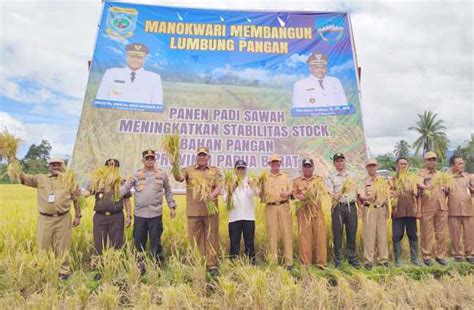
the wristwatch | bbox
[75,214,82,219]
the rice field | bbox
[0,184,473,309]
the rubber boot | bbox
[409,240,422,266]
[393,241,402,267]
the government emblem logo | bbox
[105,7,138,39]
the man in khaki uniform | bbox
[173,147,222,276]
[19,158,81,280]
[447,155,474,264]
[261,154,294,269]
[293,158,327,268]
[357,158,389,270]
[418,151,449,266]
[390,157,422,267]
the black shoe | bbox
[364,263,373,270]
[435,258,448,266]
[93,273,102,281]
[423,259,433,266]
[59,273,70,281]
[454,256,463,263]
[466,257,474,264]
[334,261,342,269]
[284,265,294,272]
[382,262,389,268]
[411,259,422,267]
[349,260,361,269]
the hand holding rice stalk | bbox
[340,177,356,206]
[191,173,218,215]
[366,177,392,222]
[295,178,331,222]
[89,165,122,201]
[59,168,87,209]
[424,172,454,197]
[223,170,242,211]
[393,171,419,213]
[162,133,181,176]
[0,129,23,183]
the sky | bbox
[0,0,472,158]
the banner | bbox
[71,2,368,188]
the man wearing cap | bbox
[223,160,257,263]
[173,147,223,276]
[418,151,449,266]
[357,158,389,270]
[291,52,348,109]
[86,159,132,258]
[325,153,360,268]
[19,158,82,280]
[446,155,474,264]
[390,157,422,267]
[121,150,176,273]
[96,43,163,105]
[293,158,328,268]
[260,154,294,269]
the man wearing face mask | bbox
[96,43,163,105]
[19,158,82,280]
[292,52,348,109]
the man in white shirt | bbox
[224,159,256,263]
[292,52,348,108]
[96,43,163,105]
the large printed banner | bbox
[72,1,368,188]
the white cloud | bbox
[285,53,308,68]
[0,112,27,139]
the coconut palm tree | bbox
[408,111,448,159]
[393,140,411,158]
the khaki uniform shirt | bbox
[262,172,292,204]
[447,172,473,216]
[418,169,448,212]
[176,165,222,217]
[21,173,78,214]
[293,175,325,215]
[389,175,418,218]
[121,168,176,218]
[357,175,388,207]
[326,170,357,203]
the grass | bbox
[0,184,473,308]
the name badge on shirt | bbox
[48,194,55,203]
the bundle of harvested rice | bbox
[89,166,122,201]
[190,173,218,215]
[162,133,181,176]
[0,129,23,183]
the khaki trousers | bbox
[448,216,474,258]
[362,206,389,264]
[265,203,293,266]
[187,215,219,268]
[37,214,71,274]
[420,208,448,260]
[297,208,327,267]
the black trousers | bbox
[133,215,164,261]
[332,202,358,263]
[228,220,255,261]
[392,217,418,242]
[93,211,124,255]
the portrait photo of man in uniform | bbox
[95,43,163,106]
[291,52,348,109]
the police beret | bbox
[126,43,149,54]
[302,158,314,167]
[307,52,328,66]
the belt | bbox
[267,200,289,206]
[95,209,123,216]
[39,210,70,217]
[337,201,356,206]
[363,203,385,209]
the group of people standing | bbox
[18,147,473,279]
